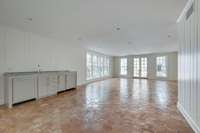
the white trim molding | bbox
[177,0,194,23]
[178,102,200,133]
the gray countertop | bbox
[4,70,73,76]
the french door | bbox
[133,57,148,78]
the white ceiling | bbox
[0,0,187,56]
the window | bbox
[86,52,110,80]
[156,56,167,77]
[120,58,127,75]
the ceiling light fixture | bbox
[116,27,120,31]
[26,18,33,21]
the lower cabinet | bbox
[58,72,77,92]
[58,74,66,92]
[12,75,37,104]
[38,73,58,98]
[38,74,48,98]
[66,71,77,90]
[4,71,77,108]
[47,75,58,95]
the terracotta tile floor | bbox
[0,78,193,133]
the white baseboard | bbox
[84,76,112,85]
[177,102,200,133]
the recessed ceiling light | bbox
[25,18,33,21]
[116,27,120,31]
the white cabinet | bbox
[58,74,66,92]
[4,73,37,108]
[13,75,36,104]
[38,74,48,98]
[66,71,77,90]
[47,74,58,95]
[38,73,58,98]
[4,71,77,108]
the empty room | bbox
[0,0,199,133]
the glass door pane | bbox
[133,58,140,77]
[93,55,98,78]
[141,57,147,78]
[86,53,92,80]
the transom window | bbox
[86,52,110,80]
[120,58,127,75]
[156,56,167,77]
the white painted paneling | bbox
[5,29,26,71]
[177,0,200,132]
[198,0,200,128]
[0,27,6,105]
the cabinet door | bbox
[13,75,36,104]
[38,74,48,98]
[66,72,77,89]
[58,75,66,92]
[38,74,58,98]
[47,75,58,95]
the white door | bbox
[133,57,148,78]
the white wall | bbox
[177,0,200,132]
[0,25,89,105]
[113,52,178,81]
